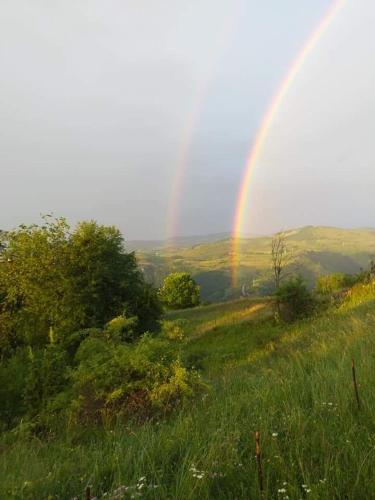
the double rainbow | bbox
[231,0,345,287]
[165,0,345,285]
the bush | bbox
[161,320,186,341]
[105,315,138,342]
[316,273,359,295]
[69,334,203,424]
[159,272,200,310]
[0,350,28,428]
[276,276,316,322]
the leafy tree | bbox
[0,217,74,350]
[0,216,161,355]
[69,221,161,332]
[159,272,200,310]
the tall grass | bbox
[2,287,375,498]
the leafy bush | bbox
[159,272,200,310]
[0,218,208,435]
[316,273,359,295]
[0,350,28,428]
[69,334,203,424]
[276,276,316,322]
[161,320,186,341]
[105,316,139,342]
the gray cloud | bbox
[2,0,372,239]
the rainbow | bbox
[166,3,244,246]
[231,0,345,287]
[166,96,206,246]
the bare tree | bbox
[271,233,290,291]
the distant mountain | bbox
[127,231,266,251]
[127,232,234,251]
[137,225,375,303]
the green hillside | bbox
[138,226,375,302]
[3,283,375,498]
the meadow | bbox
[2,283,375,499]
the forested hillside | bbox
[138,226,375,302]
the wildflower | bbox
[272,432,278,437]
[278,488,287,493]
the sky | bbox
[1,0,374,240]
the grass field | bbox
[2,285,375,498]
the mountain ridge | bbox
[137,225,375,302]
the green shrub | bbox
[316,273,358,295]
[161,320,186,341]
[69,334,203,424]
[23,346,68,418]
[0,349,28,428]
[105,315,139,342]
[276,276,316,322]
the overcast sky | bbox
[1,1,374,239]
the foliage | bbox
[0,350,29,428]
[69,334,203,424]
[316,272,359,294]
[105,316,139,343]
[159,272,200,310]
[161,319,186,341]
[0,325,202,430]
[0,217,162,356]
[4,283,375,498]
[276,275,316,321]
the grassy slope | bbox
[138,226,375,301]
[3,287,375,498]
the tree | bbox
[0,216,74,350]
[276,276,315,322]
[0,216,161,355]
[159,272,200,310]
[271,233,291,291]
